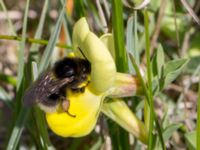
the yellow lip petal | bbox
[46,85,103,137]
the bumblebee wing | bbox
[23,72,74,107]
[23,84,40,106]
[23,72,51,106]
[46,77,74,93]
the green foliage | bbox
[155,123,183,149]
[152,44,165,79]
[110,0,129,149]
[152,44,189,93]
[161,58,188,89]
[185,131,196,150]
[0,0,199,149]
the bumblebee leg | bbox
[61,98,76,118]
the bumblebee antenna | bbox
[78,47,88,60]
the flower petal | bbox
[82,32,116,93]
[73,18,116,93]
[72,18,90,49]
[100,34,115,60]
[46,85,103,137]
[102,99,148,144]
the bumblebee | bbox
[23,57,91,117]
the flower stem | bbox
[144,9,154,150]
[0,34,73,50]
[144,9,166,150]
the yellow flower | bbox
[46,18,147,144]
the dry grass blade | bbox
[180,0,200,26]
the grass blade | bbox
[112,0,128,72]
[39,0,66,73]
[16,0,29,91]
[29,0,49,61]
[111,0,129,149]
[6,108,29,150]
[32,62,52,149]
[6,1,30,149]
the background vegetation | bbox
[0,0,200,149]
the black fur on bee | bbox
[23,57,91,115]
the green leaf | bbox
[126,13,140,73]
[185,131,196,150]
[112,0,128,72]
[32,62,52,149]
[155,123,182,150]
[156,44,165,78]
[163,123,182,141]
[184,56,200,74]
[126,16,135,73]
[6,0,30,149]
[74,0,85,18]
[6,108,30,150]
[111,0,129,149]
[152,44,165,78]
[161,58,189,89]
[152,44,165,93]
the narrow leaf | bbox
[39,0,66,73]
[29,0,49,61]
[7,0,30,149]
[112,0,128,72]
[156,44,165,79]
[163,123,182,142]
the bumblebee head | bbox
[53,57,91,80]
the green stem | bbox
[144,9,154,150]
[144,9,166,150]
[0,35,73,50]
[197,75,200,150]
[128,53,149,103]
